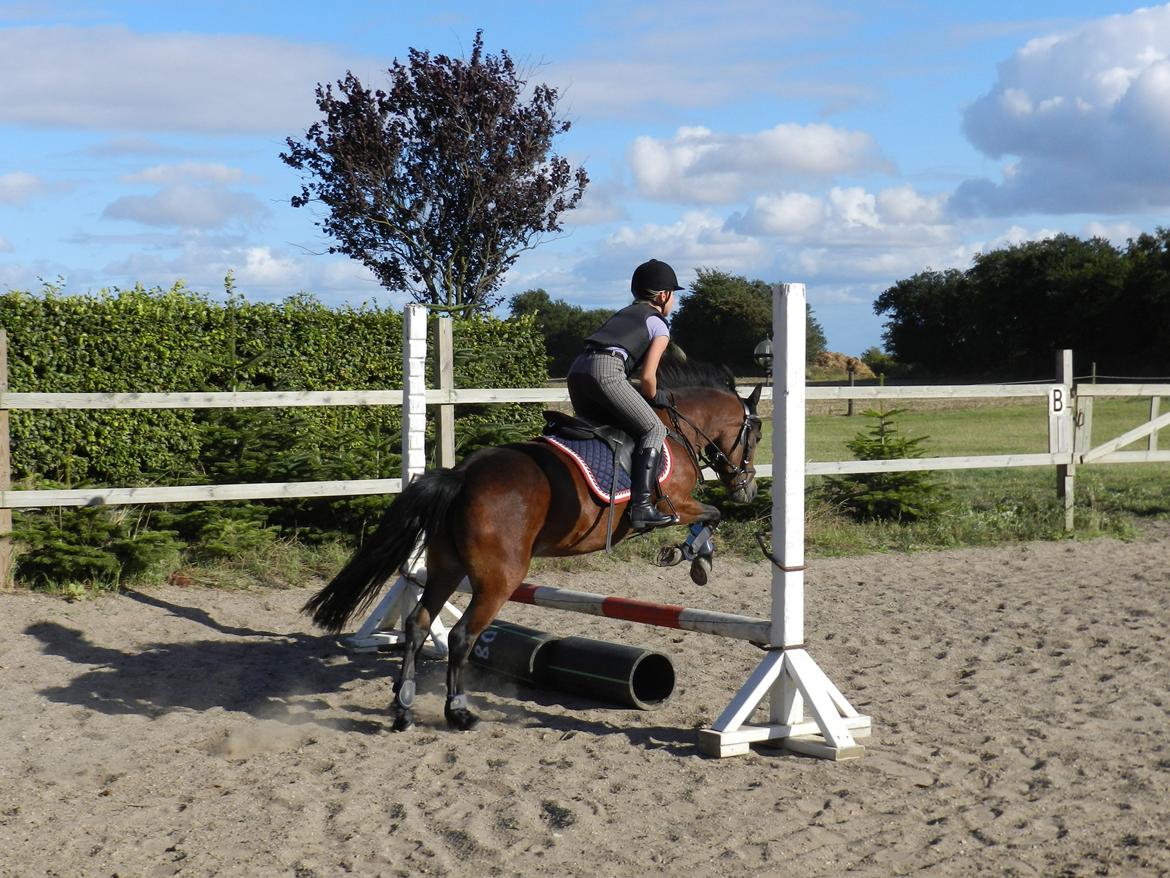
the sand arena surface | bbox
[2,523,1169,877]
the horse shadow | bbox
[25,589,392,733]
[26,590,720,754]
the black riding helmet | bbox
[631,259,684,299]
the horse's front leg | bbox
[660,497,721,585]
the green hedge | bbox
[3,282,547,585]
[2,282,547,487]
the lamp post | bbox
[846,357,857,417]
[753,337,773,383]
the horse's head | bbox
[708,383,762,503]
[657,362,764,504]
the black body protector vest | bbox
[585,302,667,376]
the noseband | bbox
[664,399,760,494]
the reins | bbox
[662,396,759,493]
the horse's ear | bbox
[746,383,762,410]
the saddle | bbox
[540,410,673,551]
[542,410,637,478]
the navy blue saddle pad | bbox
[540,414,672,504]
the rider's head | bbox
[631,259,683,301]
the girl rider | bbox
[568,258,682,532]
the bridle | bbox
[664,397,761,494]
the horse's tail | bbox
[303,467,467,633]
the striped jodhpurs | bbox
[567,352,667,451]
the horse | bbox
[303,360,764,731]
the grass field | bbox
[754,396,1163,463]
[716,396,1170,558]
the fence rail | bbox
[0,336,1165,522]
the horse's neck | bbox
[672,390,735,434]
[667,390,735,460]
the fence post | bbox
[0,329,10,590]
[700,283,869,759]
[402,305,429,481]
[1149,397,1160,452]
[432,315,456,468]
[1053,349,1075,531]
[399,303,429,623]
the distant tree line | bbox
[510,268,827,377]
[875,231,1170,379]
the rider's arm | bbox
[638,335,670,400]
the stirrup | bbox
[629,501,678,533]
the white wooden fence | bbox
[0,312,1166,585]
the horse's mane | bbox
[655,358,737,393]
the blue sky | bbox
[2,1,1169,355]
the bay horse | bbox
[304,361,763,731]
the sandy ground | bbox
[2,523,1169,878]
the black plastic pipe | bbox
[469,621,675,710]
[469,620,557,686]
[543,635,675,710]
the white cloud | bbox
[0,235,11,253]
[728,192,826,236]
[546,1,878,121]
[727,184,951,249]
[96,239,393,305]
[629,123,888,203]
[555,55,876,123]
[562,179,628,226]
[237,246,299,286]
[570,211,770,303]
[82,137,197,157]
[610,211,769,265]
[955,4,1170,214]
[1082,219,1142,243]
[102,184,268,229]
[122,163,244,185]
[876,185,947,224]
[0,171,44,204]
[0,25,365,133]
[829,187,880,229]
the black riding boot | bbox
[629,446,677,532]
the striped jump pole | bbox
[351,571,771,649]
[509,583,771,643]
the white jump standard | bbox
[696,284,870,759]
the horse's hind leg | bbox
[391,555,464,732]
[443,579,515,731]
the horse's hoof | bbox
[445,707,480,731]
[391,709,414,732]
[656,546,684,567]
[444,694,479,730]
[690,556,711,586]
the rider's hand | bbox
[651,389,673,408]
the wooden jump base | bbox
[349,286,873,760]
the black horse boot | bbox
[629,446,678,532]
